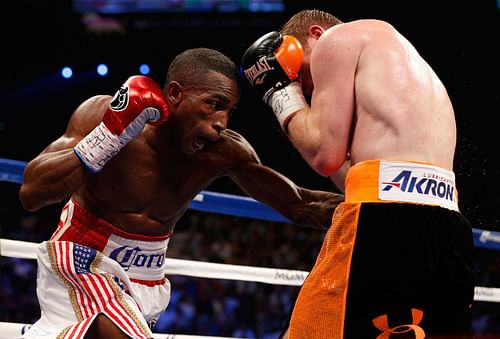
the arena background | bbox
[1,0,499,337]
[1,0,499,230]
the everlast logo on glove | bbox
[109,85,129,111]
[242,56,285,103]
[243,56,274,85]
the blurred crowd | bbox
[1,182,500,338]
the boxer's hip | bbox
[51,198,172,281]
[344,159,459,211]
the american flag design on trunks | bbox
[48,241,152,339]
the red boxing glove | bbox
[103,75,169,139]
[74,76,170,173]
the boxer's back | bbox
[342,20,457,169]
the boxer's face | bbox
[172,71,240,154]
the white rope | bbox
[473,286,500,303]
[2,238,500,302]
[1,238,38,260]
[0,322,240,339]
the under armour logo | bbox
[372,308,425,339]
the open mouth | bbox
[189,136,207,153]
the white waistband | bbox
[377,160,458,211]
[102,234,169,281]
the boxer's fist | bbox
[241,31,303,104]
[74,76,169,173]
[103,75,169,142]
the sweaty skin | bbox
[286,20,456,190]
[19,70,342,236]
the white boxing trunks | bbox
[22,199,172,339]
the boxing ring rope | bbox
[1,157,500,338]
[0,322,237,339]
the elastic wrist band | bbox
[73,122,126,173]
[268,82,308,131]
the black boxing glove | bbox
[241,31,303,104]
[241,31,308,131]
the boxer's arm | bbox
[329,157,351,193]
[286,28,357,176]
[225,131,343,229]
[74,75,169,173]
[19,96,109,211]
[231,161,343,229]
[242,31,355,177]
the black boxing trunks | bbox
[289,160,475,339]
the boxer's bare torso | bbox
[20,72,342,236]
